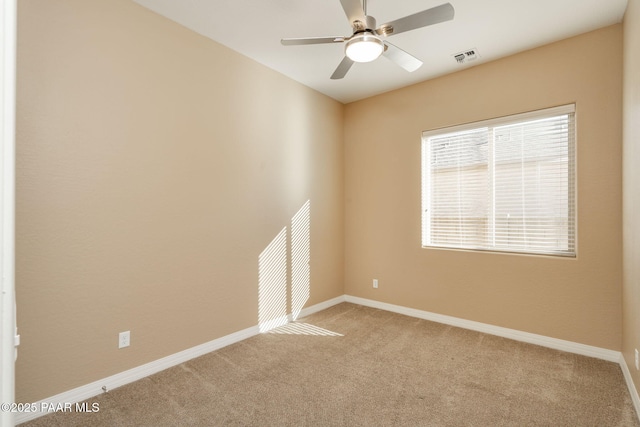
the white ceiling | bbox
[132,0,628,104]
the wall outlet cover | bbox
[119,331,130,349]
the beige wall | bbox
[16,0,344,402]
[344,25,623,350]
[623,0,640,396]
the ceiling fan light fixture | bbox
[345,33,384,63]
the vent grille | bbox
[453,48,479,64]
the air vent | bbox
[453,48,479,64]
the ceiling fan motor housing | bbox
[352,15,377,32]
[345,15,384,63]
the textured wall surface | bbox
[623,0,640,395]
[344,25,623,350]
[16,0,344,402]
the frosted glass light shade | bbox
[345,34,384,63]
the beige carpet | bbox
[22,303,640,426]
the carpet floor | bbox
[21,303,640,426]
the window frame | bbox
[421,104,577,258]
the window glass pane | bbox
[493,115,571,252]
[421,106,575,257]
[427,128,489,248]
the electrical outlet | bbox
[635,349,639,370]
[373,279,378,289]
[119,331,130,349]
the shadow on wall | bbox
[258,200,310,332]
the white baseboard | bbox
[297,295,346,319]
[17,294,637,424]
[345,296,640,422]
[344,295,621,362]
[16,296,345,424]
[15,325,258,424]
[619,353,640,421]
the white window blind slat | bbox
[422,105,576,257]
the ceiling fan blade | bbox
[281,36,345,46]
[339,0,366,26]
[330,56,355,80]
[383,42,423,72]
[377,3,454,37]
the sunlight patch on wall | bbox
[257,201,311,332]
[291,200,310,320]
[266,322,343,336]
[258,227,288,332]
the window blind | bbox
[422,105,576,257]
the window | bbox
[421,105,576,257]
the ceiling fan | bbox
[281,0,455,80]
